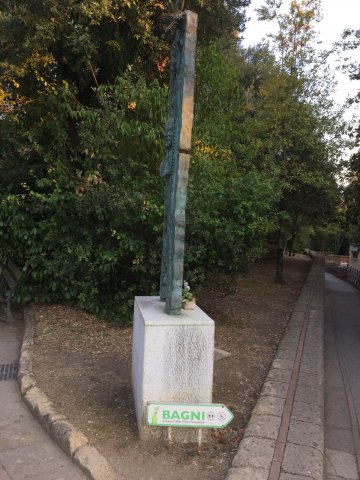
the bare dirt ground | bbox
[31,254,311,480]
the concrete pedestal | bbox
[132,296,214,441]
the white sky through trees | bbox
[242,0,360,115]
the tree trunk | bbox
[288,237,294,256]
[275,227,285,283]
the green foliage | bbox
[308,224,350,255]
[253,0,345,276]
[187,145,279,282]
[187,40,281,280]
[0,0,169,105]
[0,0,345,320]
[0,75,167,322]
[339,29,360,240]
[257,0,321,75]
[0,186,163,322]
[0,66,278,322]
[186,0,250,41]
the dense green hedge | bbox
[0,72,278,322]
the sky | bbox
[241,0,360,113]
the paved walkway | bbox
[325,273,360,480]
[227,255,325,480]
[0,312,87,480]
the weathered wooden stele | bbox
[159,8,198,315]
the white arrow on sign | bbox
[147,403,234,428]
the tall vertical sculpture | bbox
[159,7,198,315]
[132,6,214,443]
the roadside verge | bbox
[226,254,325,480]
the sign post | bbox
[147,403,234,429]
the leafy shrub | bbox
[0,57,279,323]
[186,142,279,284]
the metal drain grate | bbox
[0,363,18,380]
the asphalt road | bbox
[325,272,360,480]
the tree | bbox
[186,0,251,42]
[336,28,360,246]
[254,0,342,281]
[257,0,321,75]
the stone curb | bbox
[18,305,120,480]
[226,255,325,480]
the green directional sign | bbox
[147,403,234,428]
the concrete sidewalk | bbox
[0,313,87,480]
[226,254,325,480]
[325,273,360,480]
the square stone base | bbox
[132,296,215,442]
